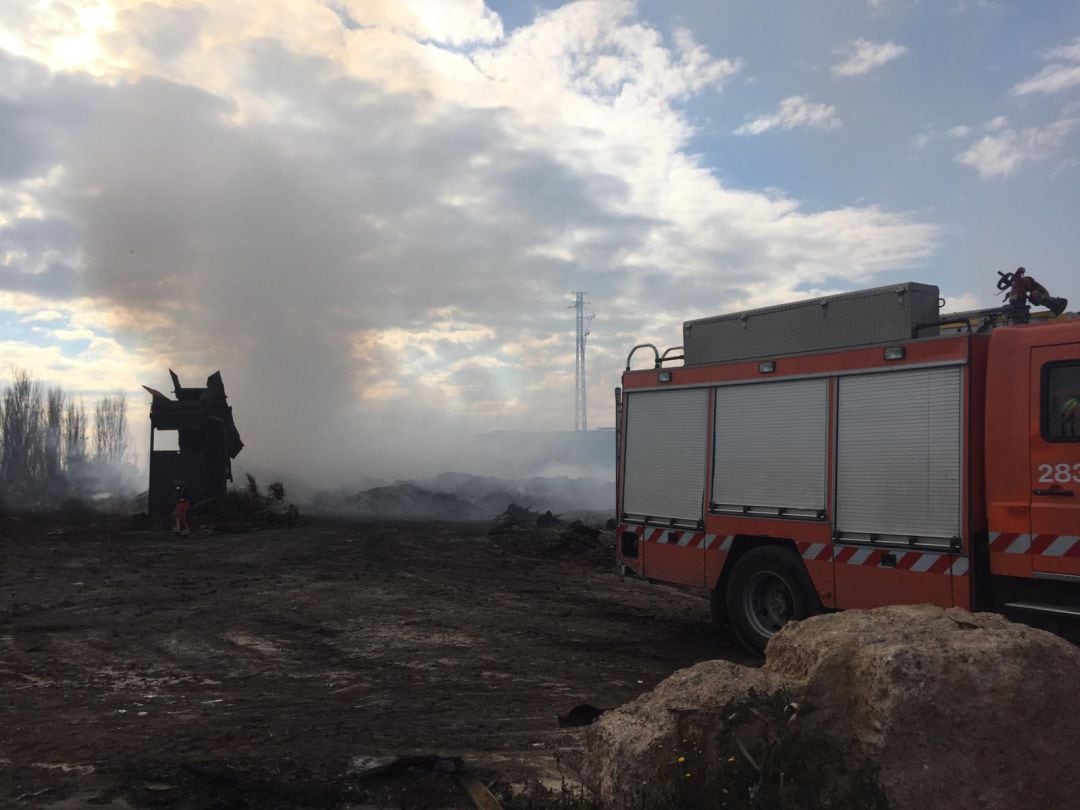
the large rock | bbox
[582,660,778,807]
[585,605,1080,809]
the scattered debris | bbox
[488,505,613,563]
[350,754,464,779]
[536,510,562,528]
[543,521,613,561]
[312,472,615,523]
[457,774,503,810]
[343,482,483,521]
[214,474,300,531]
[124,761,341,809]
[348,755,398,777]
[345,755,501,808]
[490,503,544,533]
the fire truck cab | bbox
[615,282,1080,654]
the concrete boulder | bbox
[585,605,1080,809]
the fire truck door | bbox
[621,388,709,587]
[831,368,961,609]
[1030,345,1080,575]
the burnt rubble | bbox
[312,472,614,524]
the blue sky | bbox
[0,0,1078,479]
[489,0,1080,300]
[677,0,1080,298]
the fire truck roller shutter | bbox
[712,378,828,515]
[836,367,962,545]
[622,388,709,522]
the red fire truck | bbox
[614,274,1079,654]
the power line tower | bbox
[570,292,595,431]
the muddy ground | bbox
[0,514,746,808]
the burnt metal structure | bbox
[143,370,243,517]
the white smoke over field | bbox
[0,1,938,489]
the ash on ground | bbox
[310,471,613,525]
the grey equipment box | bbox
[682,282,940,366]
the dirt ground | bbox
[0,513,746,808]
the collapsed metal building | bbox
[143,370,243,517]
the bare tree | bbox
[1,369,46,483]
[64,399,88,471]
[45,386,65,480]
[94,394,128,465]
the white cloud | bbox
[951,0,1003,12]
[912,123,974,151]
[1048,37,1080,63]
[0,0,938,481]
[335,0,503,45]
[832,38,908,77]
[957,109,1080,178]
[735,95,841,135]
[19,309,66,323]
[1013,36,1080,96]
[0,291,160,394]
[1013,65,1080,96]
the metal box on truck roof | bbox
[682,282,941,366]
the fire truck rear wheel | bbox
[726,546,818,656]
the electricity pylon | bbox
[570,292,595,431]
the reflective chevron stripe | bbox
[989,532,1080,557]
[620,524,732,551]
[621,525,969,575]
[797,542,968,576]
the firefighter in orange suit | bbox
[172,482,191,537]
